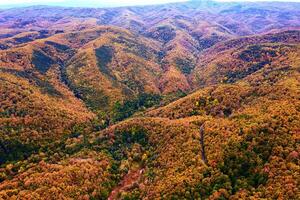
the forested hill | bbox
[0,1,299,199]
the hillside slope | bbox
[0,1,299,200]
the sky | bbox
[0,0,299,6]
[0,0,185,6]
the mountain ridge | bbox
[0,1,299,199]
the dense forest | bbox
[0,1,299,199]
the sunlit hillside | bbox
[0,1,299,199]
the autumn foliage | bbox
[0,1,300,200]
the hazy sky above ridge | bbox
[0,0,299,6]
[0,0,185,6]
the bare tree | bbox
[200,123,208,165]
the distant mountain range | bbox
[1,0,300,9]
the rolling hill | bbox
[0,1,299,199]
